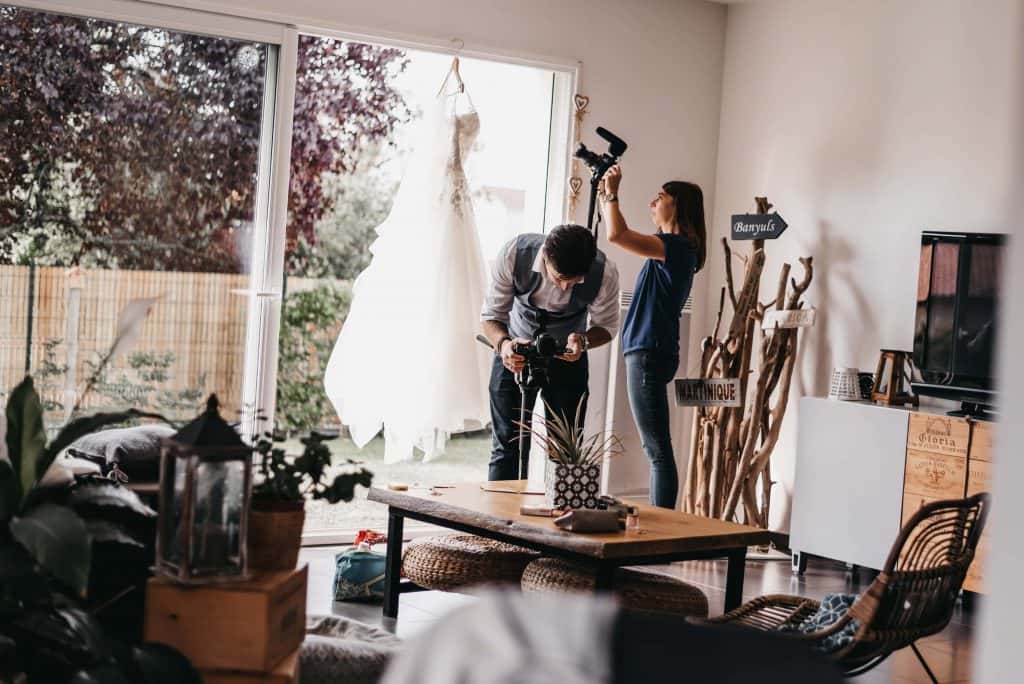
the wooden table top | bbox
[367,481,772,560]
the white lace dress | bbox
[323,90,491,463]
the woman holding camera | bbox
[599,166,706,509]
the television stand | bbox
[948,401,996,421]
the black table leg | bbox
[724,547,747,613]
[594,563,616,592]
[383,509,404,619]
[792,551,808,576]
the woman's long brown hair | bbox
[662,181,706,272]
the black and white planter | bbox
[545,459,602,509]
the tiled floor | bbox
[299,547,977,683]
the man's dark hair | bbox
[543,224,597,278]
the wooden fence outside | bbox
[0,264,342,425]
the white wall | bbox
[702,0,1024,530]
[154,0,729,494]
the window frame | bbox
[7,0,580,456]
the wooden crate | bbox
[967,459,992,497]
[906,413,970,459]
[202,651,300,684]
[903,449,968,500]
[963,536,989,594]
[901,493,943,530]
[965,420,996,593]
[145,567,307,672]
[969,419,995,463]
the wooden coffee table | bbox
[367,481,772,619]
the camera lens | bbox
[574,143,602,169]
[534,333,559,357]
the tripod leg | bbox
[519,386,529,480]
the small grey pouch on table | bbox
[553,509,624,533]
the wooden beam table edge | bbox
[368,485,772,560]
[371,482,772,618]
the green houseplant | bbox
[248,431,373,570]
[1,377,199,683]
[0,297,204,682]
[515,395,622,510]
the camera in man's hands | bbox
[513,332,566,390]
[574,126,628,180]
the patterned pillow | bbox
[67,424,174,481]
[779,593,860,653]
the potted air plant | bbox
[248,431,372,571]
[516,395,622,510]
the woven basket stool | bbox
[401,534,542,592]
[521,558,709,618]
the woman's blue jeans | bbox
[624,350,680,509]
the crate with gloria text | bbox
[144,566,307,672]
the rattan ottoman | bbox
[401,534,542,591]
[521,557,709,617]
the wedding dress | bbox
[324,71,491,463]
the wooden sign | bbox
[762,308,816,329]
[731,213,788,241]
[674,379,742,407]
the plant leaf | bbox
[315,468,373,504]
[0,536,52,612]
[132,642,202,684]
[84,519,145,549]
[6,376,46,509]
[69,666,133,684]
[0,459,20,522]
[108,297,163,361]
[10,503,92,597]
[14,607,111,673]
[68,482,156,520]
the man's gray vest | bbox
[508,233,606,344]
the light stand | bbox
[585,171,603,239]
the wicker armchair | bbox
[707,493,989,682]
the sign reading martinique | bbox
[731,213,788,241]
[674,379,742,408]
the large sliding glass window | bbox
[278,36,573,540]
[0,4,281,430]
[0,2,577,543]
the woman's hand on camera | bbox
[501,338,531,373]
[556,333,585,363]
[602,165,622,195]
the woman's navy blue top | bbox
[621,232,697,356]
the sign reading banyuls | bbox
[674,379,742,408]
[731,213,788,241]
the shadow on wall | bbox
[794,223,877,402]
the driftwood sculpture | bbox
[683,197,813,528]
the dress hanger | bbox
[436,39,466,97]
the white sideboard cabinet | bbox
[791,397,992,592]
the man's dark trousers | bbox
[487,352,589,481]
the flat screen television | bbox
[911,231,1006,417]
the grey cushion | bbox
[67,424,175,482]
[302,615,400,684]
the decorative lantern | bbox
[870,349,919,407]
[156,395,252,583]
